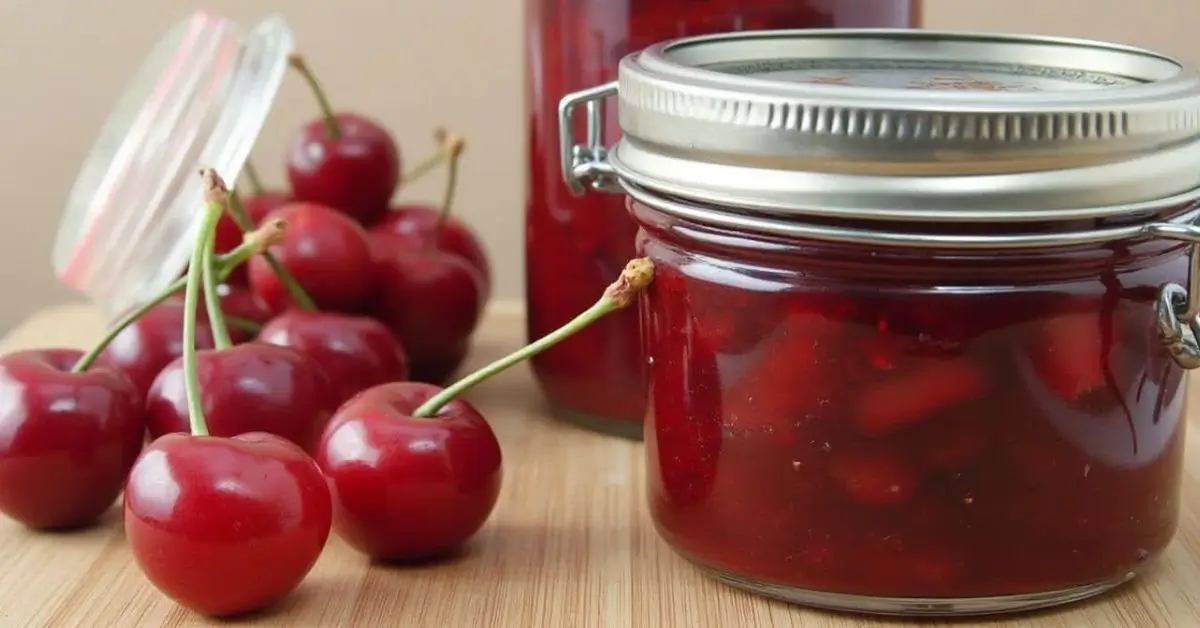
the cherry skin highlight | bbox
[0,349,144,529]
[258,310,410,406]
[144,344,338,454]
[315,381,502,561]
[248,202,376,314]
[124,432,332,617]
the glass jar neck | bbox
[630,199,1191,285]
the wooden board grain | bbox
[0,302,1197,627]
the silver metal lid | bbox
[560,29,1200,221]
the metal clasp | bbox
[558,81,620,196]
[1144,222,1200,369]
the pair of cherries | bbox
[215,54,491,384]
[0,168,656,617]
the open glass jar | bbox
[53,11,293,320]
[524,0,921,439]
[560,29,1200,616]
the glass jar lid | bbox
[561,29,1200,221]
[53,11,294,318]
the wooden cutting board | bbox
[0,301,1196,627]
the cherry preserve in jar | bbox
[525,0,921,438]
[560,30,1200,615]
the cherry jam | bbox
[524,0,920,436]
[636,200,1188,608]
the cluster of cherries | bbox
[0,55,656,619]
[216,53,491,386]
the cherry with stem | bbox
[99,222,286,396]
[147,173,339,451]
[286,53,400,226]
[229,191,316,311]
[316,258,654,561]
[0,187,282,530]
[126,170,332,618]
[371,128,491,295]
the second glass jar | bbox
[558,28,1200,615]
[524,0,921,437]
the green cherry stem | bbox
[69,226,281,373]
[229,191,317,311]
[201,226,232,351]
[288,53,340,140]
[412,258,656,418]
[225,315,263,335]
[182,170,231,437]
[242,161,265,196]
[433,131,465,231]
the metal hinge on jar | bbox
[1145,223,1200,369]
[558,81,620,196]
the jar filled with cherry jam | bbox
[525,0,921,438]
[560,30,1200,615]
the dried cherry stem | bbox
[432,131,466,231]
[229,191,317,311]
[412,258,655,418]
[69,224,283,373]
[397,128,464,190]
[288,53,340,140]
[242,161,265,196]
[182,170,232,437]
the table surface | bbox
[2,302,1199,627]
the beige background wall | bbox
[0,0,1194,332]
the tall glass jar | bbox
[560,30,1200,615]
[524,1,921,438]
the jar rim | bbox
[621,179,1200,250]
[560,29,1200,220]
[52,11,293,317]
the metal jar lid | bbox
[559,29,1200,222]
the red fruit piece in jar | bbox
[722,306,846,436]
[916,413,990,472]
[853,357,989,437]
[829,449,921,507]
[644,273,723,507]
[681,270,787,354]
[1026,309,1108,402]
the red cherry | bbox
[258,310,410,405]
[124,432,332,617]
[248,202,375,313]
[211,214,249,286]
[241,190,293,226]
[370,238,485,384]
[371,206,491,296]
[214,283,273,322]
[145,344,338,453]
[315,381,502,561]
[0,349,144,529]
[101,298,217,399]
[285,54,398,225]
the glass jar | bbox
[524,1,922,438]
[53,11,293,320]
[559,30,1200,615]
